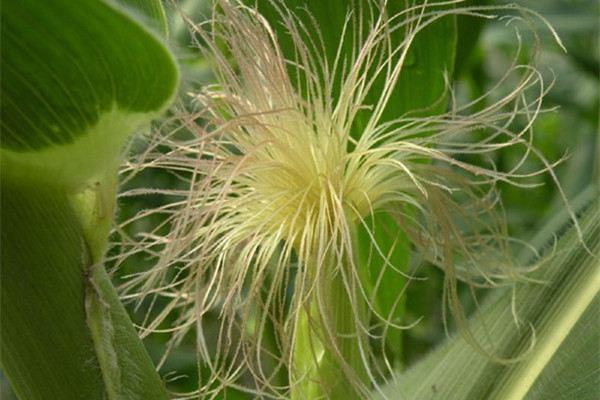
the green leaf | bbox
[356,211,410,365]
[525,295,599,399]
[251,0,456,125]
[0,181,169,400]
[86,260,170,399]
[1,0,178,398]
[1,183,105,400]
[369,1,457,121]
[375,188,600,399]
[0,0,178,188]
[113,0,169,35]
[453,0,491,77]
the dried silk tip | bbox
[115,1,573,398]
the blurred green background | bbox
[2,0,597,397]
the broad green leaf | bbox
[1,181,169,400]
[525,295,598,399]
[454,0,491,77]
[366,1,456,122]
[1,184,105,400]
[114,0,169,35]
[375,188,600,399]
[251,0,456,125]
[1,0,178,398]
[0,0,178,188]
[357,2,455,364]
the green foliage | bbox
[376,189,599,399]
[114,0,169,34]
[0,0,177,187]
[249,0,456,129]
[86,261,170,399]
[526,295,599,399]
[1,184,106,400]
[356,212,411,365]
[2,0,593,397]
[0,0,178,398]
[1,183,170,400]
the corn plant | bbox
[1,0,598,399]
[1,0,177,398]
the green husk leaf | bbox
[525,294,599,399]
